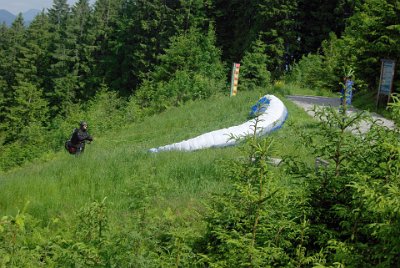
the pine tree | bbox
[68,0,97,100]
[0,78,7,132]
[92,0,121,39]
[48,0,70,27]
[0,14,26,137]
[5,82,49,142]
[296,0,357,56]
[240,39,271,91]
[0,23,11,126]
[99,0,174,95]
[174,0,215,32]
[256,0,299,77]
[213,0,260,62]
[342,0,400,90]
[213,0,298,77]
[25,12,53,91]
[135,25,225,112]
[1,13,50,142]
[47,0,79,116]
[198,131,311,266]
[3,14,25,88]
[0,22,9,49]
[91,0,122,87]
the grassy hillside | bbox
[2,85,398,267]
[0,87,329,266]
[0,88,317,221]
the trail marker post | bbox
[230,63,240,96]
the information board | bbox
[376,59,396,108]
[378,59,395,96]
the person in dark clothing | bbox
[69,121,93,155]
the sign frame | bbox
[376,59,396,108]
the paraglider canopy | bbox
[149,95,288,153]
[249,96,270,118]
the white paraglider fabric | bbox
[149,95,288,153]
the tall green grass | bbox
[0,87,319,228]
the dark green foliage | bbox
[135,26,225,113]
[286,34,357,93]
[85,86,128,134]
[0,199,135,266]
[99,0,165,94]
[214,0,299,77]
[154,25,223,82]
[0,14,25,101]
[257,0,299,77]
[3,15,50,142]
[196,120,318,267]
[240,39,271,91]
[344,123,400,267]
[6,82,49,141]
[47,0,77,115]
[90,0,122,88]
[98,0,214,95]
[68,0,97,100]
[213,0,260,62]
[0,13,52,167]
[0,206,44,267]
[342,0,400,90]
[45,0,97,114]
[292,0,400,95]
[287,100,400,266]
[388,93,400,124]
[213,0,296,64]
[48,0,70,27]
[286,53,327,90]
[296,0,357,56]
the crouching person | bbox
[67,121,93,155]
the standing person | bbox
[69,121,93,155]
[341,76,354,106]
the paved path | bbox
[286,95,396,133]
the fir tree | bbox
[342,0,400,90]
[240,39,271,91]
[1,13,50,142]
[101,0,178,95]
[68,0,97,100]
[47,0,78,116]
[0,14,26,137]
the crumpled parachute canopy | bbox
[249,96,270,118]
[149,95,288,153]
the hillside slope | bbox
[0,9,15,25]
[0,9,40,26]
[2,89,396,266]
[0,89,315,222]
